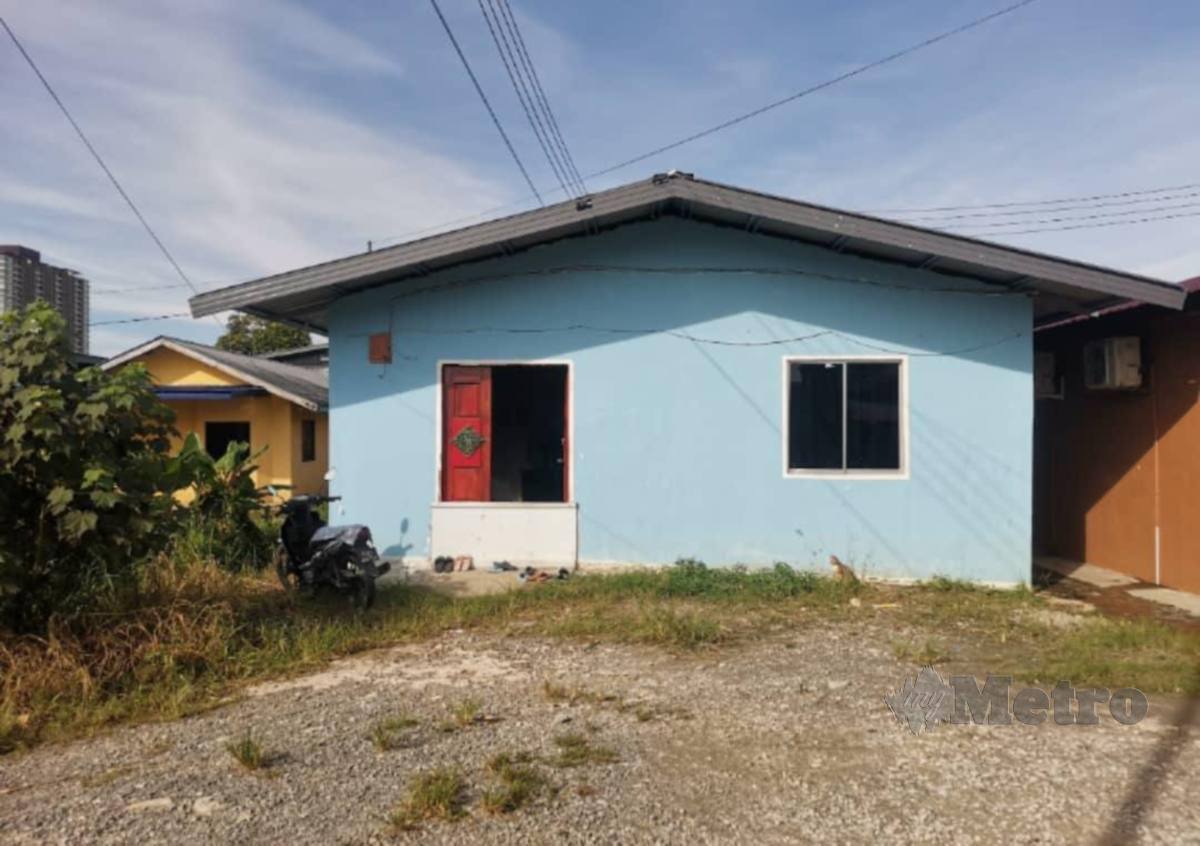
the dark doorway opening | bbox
[205,421,250,459]
[490,365,567,502]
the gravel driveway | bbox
[2,622,1198,845]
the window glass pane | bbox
[301,419,316,462]
[788,363,843,469]
[205,421,250,460]
[846,363,900,470]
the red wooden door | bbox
[442,365,492,501]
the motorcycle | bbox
[272,493,388,609]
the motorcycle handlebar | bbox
[278,494,341,510]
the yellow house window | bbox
[301,419,316,463]
[206,421,250,459]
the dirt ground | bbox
[2,617,1199,845]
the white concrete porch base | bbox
[431,503,578,567]
[1127,588,1200,617]
[1035,556,1139,589]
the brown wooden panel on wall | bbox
[1034,306,1200,592]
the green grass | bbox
[387,768,467,831]
[551,732,619,768]
[226,730,265,771]
[433,698,484,734]
[369,713,420,751]
[451,698,482,726]
[4,559,1199,754]
[542,681,620,706]
[482,751,546,815]
[892,637,950,665]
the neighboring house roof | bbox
[102,336,328,411]
[189,171,1186,331]
[70,352,107,369]
[259,343,329,367]
[1036,276,1200,332]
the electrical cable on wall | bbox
[383,263,1034,311]
[385,323,1029,357]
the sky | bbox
[2,0,1199,356]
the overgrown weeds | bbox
[4,559,1199,756]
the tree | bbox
[0,303,188,632]
[215,314,310,355]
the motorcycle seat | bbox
[310,524,367,545]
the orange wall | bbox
[1034,304,1200,592]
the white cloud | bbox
[4,0,1197,362]
[0,0,510,354]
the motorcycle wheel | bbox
[351,575,376,610]
[274,546,296,593]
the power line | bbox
[894,190,1200,223]
[91,282,193,295]
[947,209,1200,238]
[869,180,1200,215]
[90,312,191,327]
[494,0,586,195]
[0,14,219,325]
[374,0,1040,246]
[428,0,544,205]
[485,0,579,196]
[477,0,573,198]
[944,199,1200,231]
[587,0,1042,180]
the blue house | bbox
[191,173,1184,585]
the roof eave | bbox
[104,338,323,412]
[188,175,1187,324]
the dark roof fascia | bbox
[189,175,1186,324]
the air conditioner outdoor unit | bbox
[1083,336,1142,390]
[1034,351,1061,398]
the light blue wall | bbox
[328,218,1032,583]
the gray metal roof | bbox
[259,343,328,360]
[103,336,328,411]
[189,172,1187,331]
[259,343,329,369]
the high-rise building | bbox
[0,245,90,353]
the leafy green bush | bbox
[171,435,275,572]
[0,304,188,632]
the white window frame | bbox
[780,355,909,480]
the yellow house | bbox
[103,337,329,496]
